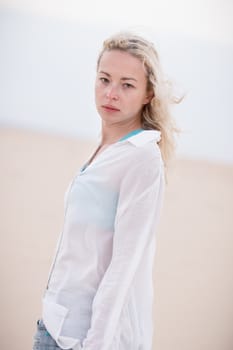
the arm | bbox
[82,153,165,350]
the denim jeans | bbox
[32,319,72,350]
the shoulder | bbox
[117,144,164,187]
[126,142,163,168]
[121,129,163,166]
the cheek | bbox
[94,85,100,104]
[95,82,104,98]
[95,84,101,101]
[130,91,146,106]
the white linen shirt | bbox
[42,129,165,350]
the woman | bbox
[32,31,180,350]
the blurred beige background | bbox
[1,128,232,350]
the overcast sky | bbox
[1,0,233,45]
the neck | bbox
[100,121,142,146]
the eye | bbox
[122,83,134,89]
[99,77,109,84]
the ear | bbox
[143,90,154,105]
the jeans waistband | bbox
[37,319,47,331]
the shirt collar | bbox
[97,129,161,147]
[124,129,161,146]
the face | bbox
[95,50,152,127]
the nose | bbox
[105,85,119,101]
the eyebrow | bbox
[99,70,138,82]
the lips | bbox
[102,104,120,112]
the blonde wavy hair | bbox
[97,31,182,180]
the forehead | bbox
[98,50,147,79]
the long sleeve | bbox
[82,151,165,350]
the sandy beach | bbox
[1,127,233,350]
